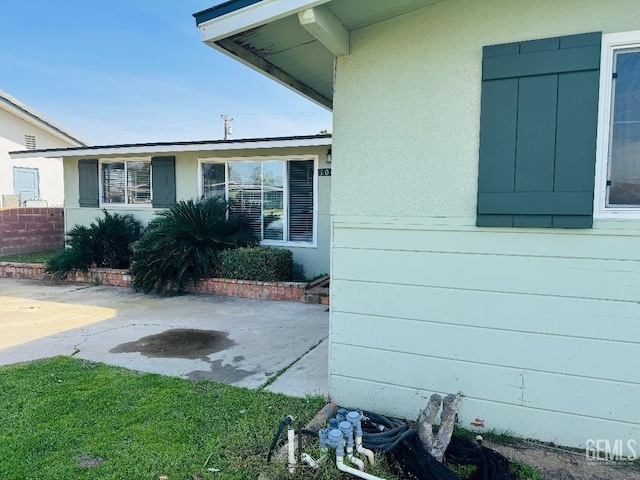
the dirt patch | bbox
[486,440,640,480]
[110,329,234,361]
[75,453,104,468]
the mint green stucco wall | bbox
[330,0,640,451]
[63,145,330,279]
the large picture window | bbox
[596,31,640,217]
[201,158,315,244]
[100,160,151,205]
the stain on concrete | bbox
[233,355,245,362]
[110,329,234,360]
[186,359,257,383]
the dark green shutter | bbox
[151,156,176,208]
[477,32,601,228]
[78,159,99,207]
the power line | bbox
[84,111,329,137]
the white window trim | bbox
[198,155,318,248]
[99,157,153,208]
[594,30,640,219]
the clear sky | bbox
[0,0,332,145]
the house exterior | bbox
[194,0,640,452]
[0,89,87,206]
[11,135,332,279]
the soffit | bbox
[205,0,443,109]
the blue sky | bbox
[0,0,332,145]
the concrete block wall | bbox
[0,208,64,256]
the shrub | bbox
[46,210,142,281]
[130,197,258,294]
[217,246,293,282]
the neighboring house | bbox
[0,89,87,206]
[11,135,332,278]
[193,1,640,450]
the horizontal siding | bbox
[331,313,640,384]
[330,220,640,447]
[331,342,639,424]
[330,375,640,453]
[333,248,640,302]
[332,281,639,343]
[334,222,640,260]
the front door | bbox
[13,167,40,203]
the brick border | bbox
[0,262,325,303]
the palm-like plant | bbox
[130,196,258,294]
[46,210,142,281]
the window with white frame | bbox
[201,158,315,244]
[596,31,640,215]
[100,160,151,205]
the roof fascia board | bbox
[298,6,349,56]
[214,38,332,110]
[197,0,331,43]
[0,93,88,147]
[9,137,332,159]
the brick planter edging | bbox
[0,262,316,303]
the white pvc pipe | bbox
[287,427,296,473]
[356,436,375,465]
[301,453,319,469]
[336,456,386,480]
[349,455,365,471]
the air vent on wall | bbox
[24,134,36,150]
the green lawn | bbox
[0,250,57,264]
[0,357,327,480]
[0,357,541,480]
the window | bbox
[100,160,151,205]
[595,31,640,217]
[201,157,316,244]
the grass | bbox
[0,357,327,480]
[0,250,57,264]
[0,357,542,480]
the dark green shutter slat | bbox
[514,216,552,228]
[477,215,513,227]
[478,78,518,193]
[478,193,594,215]
[483,42,520,59]
[477,31,601,229]
[483,45,600,81]
[554,71,599,192]
[520,36,559,54]
[560,32,602,49]
[151,156,176,208]
[78,159,99,207]
[515,75,558,192]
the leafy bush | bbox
[130,197,258,294]
[217,246,293,282]
[46,210,142,281]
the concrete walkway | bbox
[0,278,329,398]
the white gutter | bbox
[198,0,331,43]
[9,137,332,159]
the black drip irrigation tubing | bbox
[361,410,520,480]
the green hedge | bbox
[217,247,293,282]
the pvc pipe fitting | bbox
[328,428,345,457]
[319,428,330,449]
[336,455,387,480]
[339,421,355,449]
[347,411,363,436]
[287,424,296,473]
[328,418,339,429]
[337,408,347,423]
